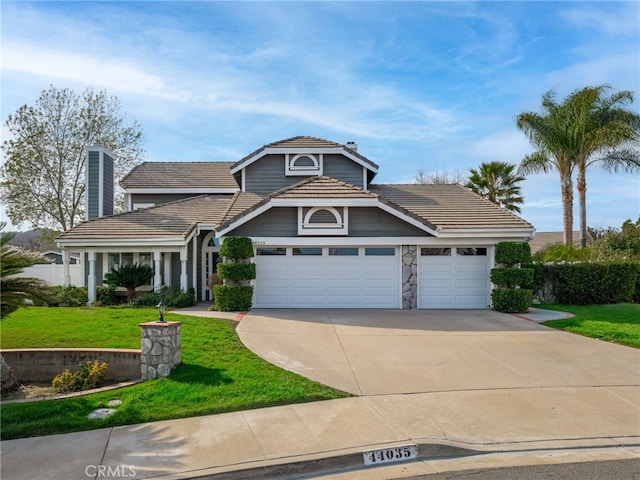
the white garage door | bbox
[418,247,490,309]
[253,246,400,308]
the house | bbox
[56,136,534,309]
[529,231,590,254]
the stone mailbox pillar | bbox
[139,321,183,380]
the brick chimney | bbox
[85,145,115,220]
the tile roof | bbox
[271,176,378,199]
[120,162,239,189]
[529,231,586,253]
[232,136,379,172]
[57,195,234,241]
[370,183,534,231]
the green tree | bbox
[103,263,154,302]
[517,91,578,245]
[567,86,640,247]
[1,86,146,231]
[465,161,525,213]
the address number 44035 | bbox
[363,445,418,466]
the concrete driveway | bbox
[237,309,640,396]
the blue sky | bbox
[1,1,639,232]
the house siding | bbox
[323,154,364,188]
[227,207,428,238]
[102,152,114,216]
[87,151,100,219]
[244,155,298,192]
[349,208,428,237]
[171,252,181,287]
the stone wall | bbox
[139,321,182,380]
[402,245,418,309]
[0,348,141,383]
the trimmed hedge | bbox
[491,267,534,289]
[533,262,639,305]
[213,285,253,311]
[491,288,533,313]
[217,262,256,282]
[132,287,196,308]
[220,237,254,260]
[495,242,532,266]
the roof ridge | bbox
[219,191,242,224]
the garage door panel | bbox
[419,250,490,309]
[254,247,399,308]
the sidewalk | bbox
[2,387,639,480]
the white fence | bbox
[18,264,82,286]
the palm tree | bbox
[1,228,55,318]
[465,161,525,213]
[103,263,153,302]
[566,86,640,247]
[1,225,55,393]
[517,91,578,245]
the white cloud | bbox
[561,3,640,36]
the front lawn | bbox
[0,307,349,440]
[539,303,640,348]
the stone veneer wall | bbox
[139,321,182,380]
[402,245,418,309]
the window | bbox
[365,247,395,256]
[299,206,348,236]
[329,247,358,256]
[457,248,487,256]
[421,248,451,256]
[293,247,322,256]
[285,153,322,176]
[104,252,153,286]
[257,247,286,256]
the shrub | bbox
[213,285,253,311]
[495,242,532,266]
[533,262,639,305]
[96,285,118,306]
[217,262,257,282]
[52,360,108,393]
[131,287,195,308]
[53,285,88,307]
[491,267,534,289]
[491,289,533,313]
[532,244,593,262]
[219,237,254,260]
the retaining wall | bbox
[1,348,141,383]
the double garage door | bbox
[253,246,490,309]
[253,247,400,308]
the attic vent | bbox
[345,141,357,152]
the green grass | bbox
[0,307,349,440]
[539,303,640,348]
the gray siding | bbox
[228,206,429,237]
[228,207,298,237]
[171,253,181,287]
[349,208,429,237]
[244,153,367,192]
[323,154,364,187]
[87,151,100,219]
[244,155,299,192]
[102,152,114,216]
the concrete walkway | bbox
[2,307,638,480]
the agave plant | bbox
[103,263,153,302]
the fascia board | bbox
[437,228,535,239]
[230,147,378,174]
[215,202,273,236]
[375,202,439,236]
[56,238,188,249]
[124,188,239,194]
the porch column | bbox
[163,254,171,288]
[192,236,198,298]
[87,250,96,305]
[153,250,162,292]
[62,249,71,286]
[180,247,188,291]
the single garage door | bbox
[418,247,490,309]
[253,246,400,308]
